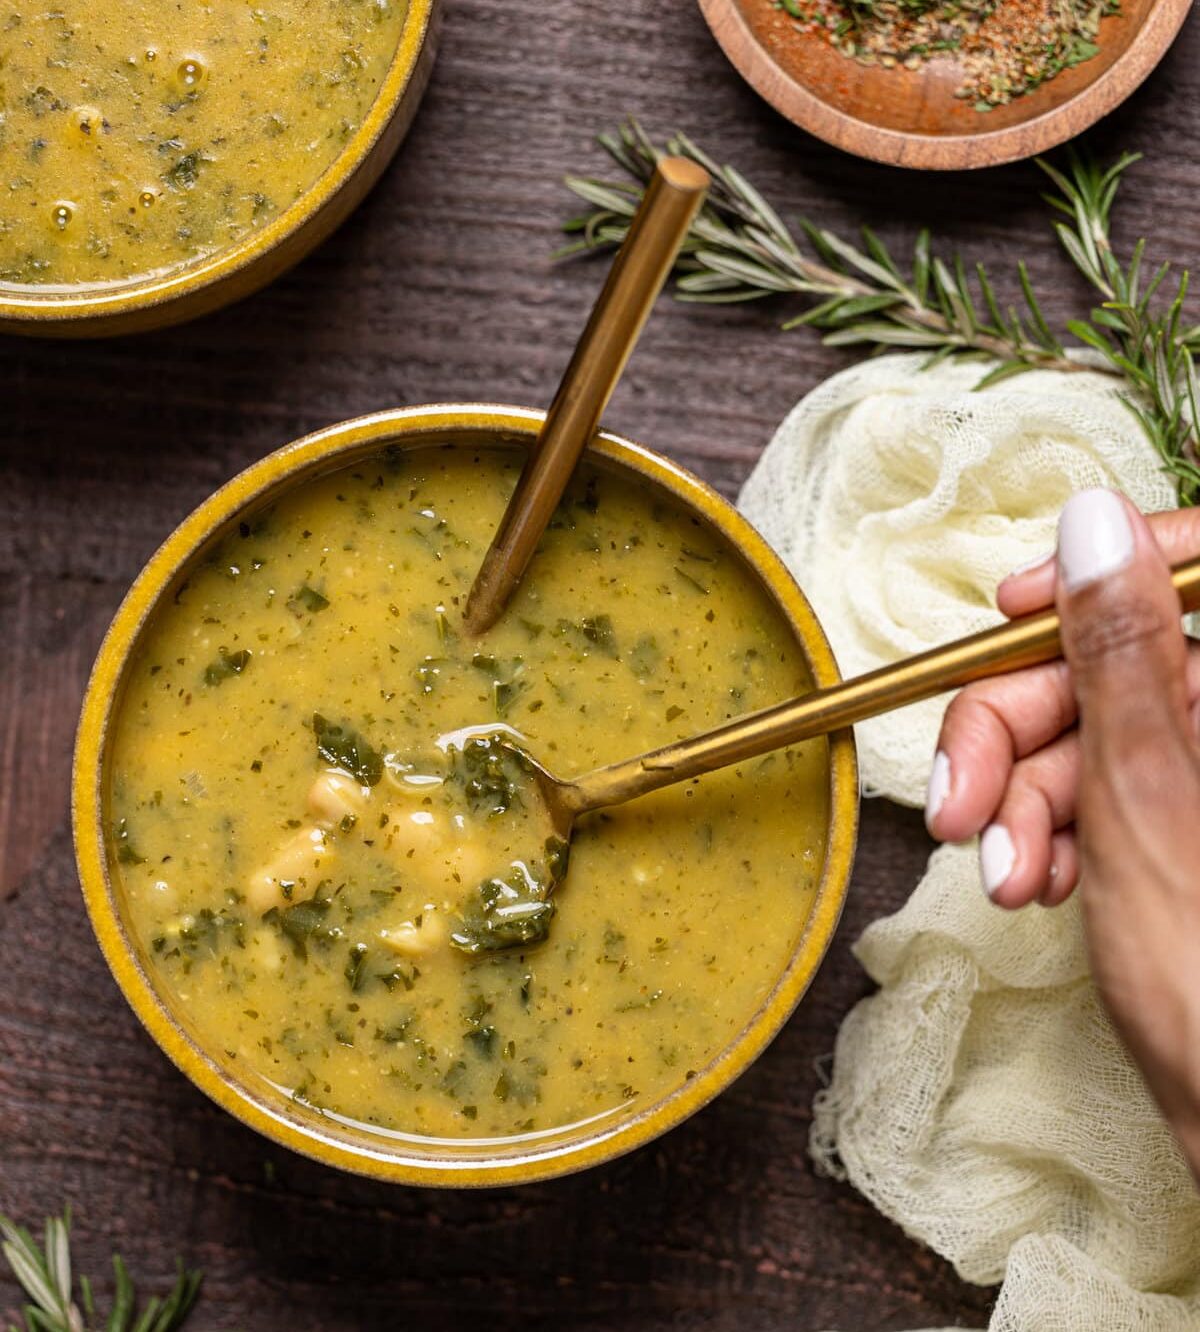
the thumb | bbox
[1057,489,1191,797]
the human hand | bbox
[925,489,1200,1177]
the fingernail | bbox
[1008,550,1053,577]
[925,750,951,830]
[980,824,1015,898]
[1058,488,1134,592]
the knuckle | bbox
[1006,760,1064,831]
[941,688,984,741]
[954,662,1075,749]
[1024,661,1075,738]
[941,686,979,735]
[945,688,1011,757]
[1067,599,1171,670]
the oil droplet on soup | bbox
[0,0,408,287]
[108,447,830,1141]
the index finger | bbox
[997,506,1200,619]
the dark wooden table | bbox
[3,4,1198,1327]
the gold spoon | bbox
[521,557,1200,843]
[463,156,710,636]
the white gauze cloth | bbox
[811,844,1200,1332]
[738,352,1177,806]
[737,354,1198,1331]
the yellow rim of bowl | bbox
[0,0,436,324]
[72,404,859,1186]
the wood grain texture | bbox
[701,0,1193,169]
[1,0,1198,1326]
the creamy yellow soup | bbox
[0,0,407,287]
[108,445,829,1142]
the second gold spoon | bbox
[524,556,1200,841]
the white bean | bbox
[380,806,496,902]
[246,826,333,914]
[378,907,448,959]
[305,769,369,827]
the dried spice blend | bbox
[773,0,1119,109]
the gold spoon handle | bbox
[463,157,710,636]
[563,556,1200,816]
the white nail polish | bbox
[980,824,1015,898]
[1057,488,1135,592]
[925,750,951,828]
[1009,551,1053,577]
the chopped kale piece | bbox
[113,816,145,865]
[287,584,330,615]
[345,942,369,991]
[165,150,203,190]
[446,735,531,818]
[203,648,251,686]
[174,907,245,959]
[265,892,338,959]
[312,713,383,786]
[450,869,555,956]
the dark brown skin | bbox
[927,493,1200,1181]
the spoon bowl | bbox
[517,745,584,845]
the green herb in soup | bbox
[0,0,407,287]
[108,447,829,1141]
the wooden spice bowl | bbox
[698,0,1192,170]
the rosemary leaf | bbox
[973,360,1039,389]
[0,1212,200,1332]
[560,121,1200,503]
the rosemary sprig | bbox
[1041,154,1200,501]
[562,121,1200,502]
[0,1210,201,1332]
[561,120,1083,379]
